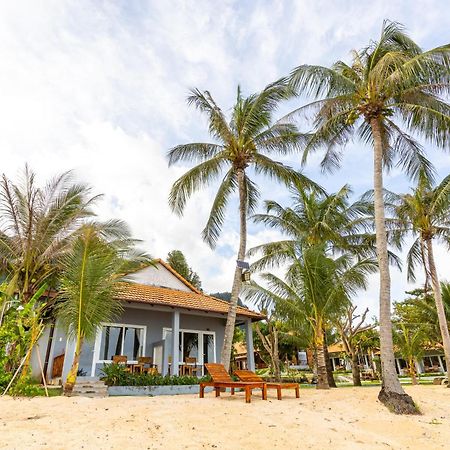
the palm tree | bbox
[393,322,427,385]
[249,182,382,271]
[56,221,150,394]
[249,183,379,387]
[288,20,449,413]
[390,174,450,384]
[245,244,376,389]
[168,82,316,370]
[0,166,97,302]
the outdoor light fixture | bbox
[241,271,251,282]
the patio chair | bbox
[135,357,158,375]
[183,357,202,377]
[200,363,267,403]
[234,370,299,400]
[112,355,132,373]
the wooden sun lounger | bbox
[234,370,300,400]
[200,363,267,403]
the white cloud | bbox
[0,0,449,316]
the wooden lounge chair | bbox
[200,363,267,403]
[234,370,300,400]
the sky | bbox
[1,0,449,318]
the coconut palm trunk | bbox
[323,330,337,388]
[371,119,417,413]
[221,168,247,371]
[271,326,281,382]
[64,336,84,395]
[408,357,418,385]
[425,238,450,385]
[315,324,329,389]
[351,353,362,387]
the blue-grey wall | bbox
[88,307,226,376]
[36,306,230,380]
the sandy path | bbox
[0,385,449,449]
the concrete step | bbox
[71,379,108,397]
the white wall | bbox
[126,263,191,292]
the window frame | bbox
[93,322,147,367]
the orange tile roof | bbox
[115,282,264,321]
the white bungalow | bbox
[31,259,263,382]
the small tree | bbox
[393,322,427,385]
[167,250,202,290]
[336,305,375,386]
[56,221,150,394]
[246,245,376,389]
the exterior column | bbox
[171,310,180,376]
[162,339,169,376]
[245,319,256,372]
[438,355,445,373]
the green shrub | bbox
[8,376,43,397]
[100,363,210,386]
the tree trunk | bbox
[272,325,281,382]
[64,336,83,395]
[409,358,418,385]
[425,238,450,386]
[255,322,281,382]
[370,118,418,414]
[351,352,362,386]
[220,168,247,371]
[315,328,329,389]
[323,331,337,388]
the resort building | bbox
[327,341,446,375]
[31,260,264,382]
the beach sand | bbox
[0,385,449,449]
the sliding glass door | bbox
[163,328,216,375]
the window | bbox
[97,324,146,362]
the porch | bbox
[46,304,256,382]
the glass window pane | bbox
[123,327,143,360]
[203,333,215,364]
[100,326,122,361]
[182,332,198,362]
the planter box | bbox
[108,384,213,397]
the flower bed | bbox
[101,363,210,387]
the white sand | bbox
[0,385,449,449]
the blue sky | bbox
[1,0,449,317]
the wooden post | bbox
[36,344,49,397]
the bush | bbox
[100,363,211,387]
[8,376,43,397]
